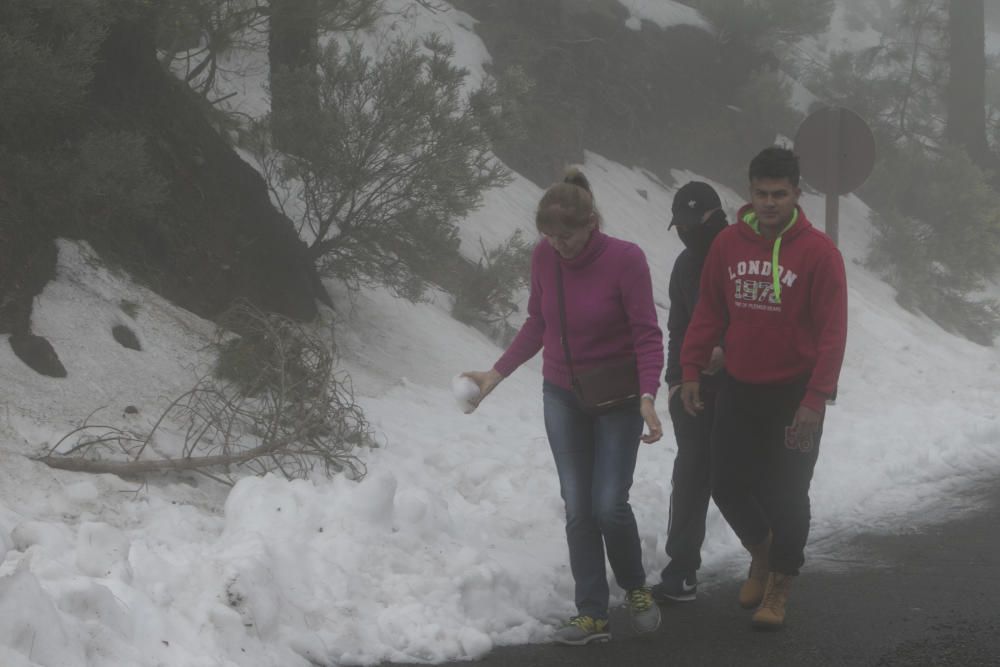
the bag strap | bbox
[555,262,577,382]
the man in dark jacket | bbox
[651,181,728,604]
[680,147,848,630]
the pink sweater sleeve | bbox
[493,246,545,377]
[620,245,664,397]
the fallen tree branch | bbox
[39,301,372,484]
[34,439,280,475]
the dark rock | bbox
[88,18,327,322]
[112,324,142,351]
[0,240,57,336]
[9,332,67,378]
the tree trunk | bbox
[268,0,320,155]
[945,0,990,167]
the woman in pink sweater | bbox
[463,169,664,645]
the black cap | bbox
[669,181,722,228]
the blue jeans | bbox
[542,381,646,619]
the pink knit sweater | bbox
[494,230,663,397]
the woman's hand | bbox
[640,395,663,444]
[460,369,504,410]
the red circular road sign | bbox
[794,106,875,195]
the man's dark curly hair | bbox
[749,147,800,187]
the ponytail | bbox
[536,166,601,231]
[563,167,592,195]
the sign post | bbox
[793,106,876,247]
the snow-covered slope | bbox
[0,3,998,666]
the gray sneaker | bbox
[626,587,661,634]
[551,615,611,645]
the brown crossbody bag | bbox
[555,263,640,412]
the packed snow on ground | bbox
[1,2,999,666]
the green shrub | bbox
[252,33,510,301]
[452,230,533,343]
[865,144,1000,344]
[211,300,373,478]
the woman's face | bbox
[542,217,596,259]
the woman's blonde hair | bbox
[535,167,601,232]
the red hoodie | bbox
[680,204,847,412]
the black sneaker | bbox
[651,572,697,603]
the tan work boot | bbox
[738,532,772,609]
[751,572,795,630]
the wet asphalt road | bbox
[383,481,1000,667]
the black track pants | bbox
[661,385,715,577]
[710,375,822,575]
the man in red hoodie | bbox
[679,147,848,630]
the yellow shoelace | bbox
[569,615,605,631]
[627,588,652,612]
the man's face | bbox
[542,217,595,259]
[750,177,800,233]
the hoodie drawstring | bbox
[742,208,798,304]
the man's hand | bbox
[788,404,822,450]
[640,395,663,444]
[680,381,703,416]
[460,369,503,410]
[704,346,725,376]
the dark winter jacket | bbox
[665,210,727,389]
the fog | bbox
[0,1,998,665]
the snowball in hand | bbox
[451,375,481,413]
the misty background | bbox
[3,0,999,355]
[1,1,999,665]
